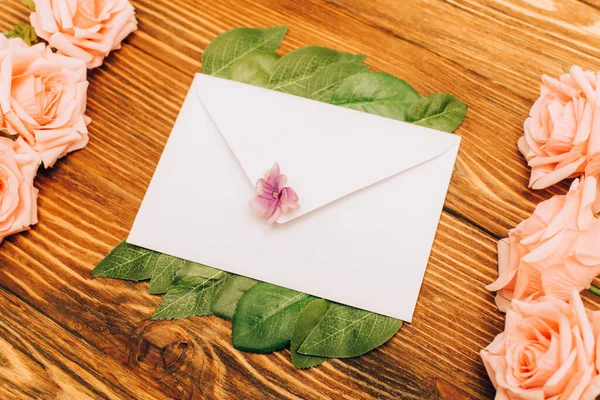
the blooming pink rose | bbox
[0,137,41,241]
[30,0,138,69]
[249,163,299,224]
[583,375,600,399]
[487,176,600,311]
[0,36,90,168]
[519,66,600,189]
[481,291,600,400]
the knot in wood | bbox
[133,324,194,374]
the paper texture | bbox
[128,74,461,322]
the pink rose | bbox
[30,0,138,69]
[519,66,600,189]
[0,137,41,241]
[487,176,600,311]
[481,291,600,400]
[583,375,600,399]
[0,36,90,168]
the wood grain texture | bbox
[1,0,599,398]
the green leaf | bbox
[92,241,184,294]
[232,283,316,353]
[21,0,35,10]
[0,129,18,141]
[202,26,288,78]
[298,304,402,358]
[5,23,37,46]
[290,299,330,369]
[21,0,35,11]
[404,93,467,133]
[331,72,420,120]
[268,46,366,96]
[230,52,280,87]
[211,275,257,321]
[147,254,186,295]
[306,61,369,102]
[92,241,156,282]
[152,263,231,320]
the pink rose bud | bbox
[249,163,299,224]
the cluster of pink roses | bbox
[0,0,136,242]
[483,67,600,398]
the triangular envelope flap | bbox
[196,73,459,223]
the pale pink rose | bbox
[487,176,600,311]
[0,36,90,168]
[0,137,41,241]
[30,0,138,69]
[481,291,600,399]
[249,163,299,224]
[583,375,600,399]
[519,66,600,189]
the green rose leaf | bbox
[331,72,420,121]
[211,275,257,321]
[306,61,369,102]
[152,263,232,320]
[404,93,467,133]
[290,299,331,369]
[92,241,157,282]
[298,303,402,358]
[230,52,280,87]
[5,23,37,46]
[21,0,35,11]
[92,241,184,294]
[147,254,187,294]
[202,26,288,78]
[232,283,316,353]
[268,46,366,96]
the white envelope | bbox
[128,73,461,322]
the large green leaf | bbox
[152,263,231,320]
[231,52,280,87]
[268,46,366,96]
[306,61,369,102]
[290,299,330,369]
[202,26,288,78]
[147,254,187,294]
[92,241,156,282]
[5,23,37,46]
[211,275,258,321]
[21,0,35,11]
[331,72,420,120]
[298,304,402,358]
[404,93,467,132]
[92,241,184,294]
[232,283,316,353]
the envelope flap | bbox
[196,73,459,223]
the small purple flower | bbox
[249,163,299,224]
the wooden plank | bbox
[0,286,171,400]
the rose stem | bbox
[588,285,600,297]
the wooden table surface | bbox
[2,0,600,399]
